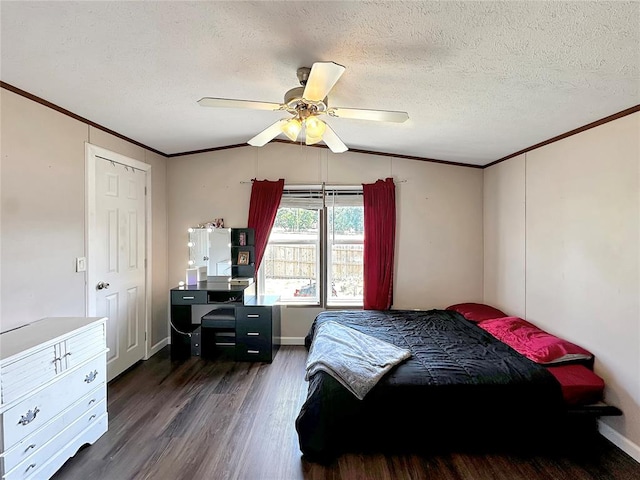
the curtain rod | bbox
[239,180,406,185]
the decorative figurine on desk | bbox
[198,218,224,229]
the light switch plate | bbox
[76,257,87,272]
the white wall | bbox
[168,142,485,340]
[483,154,526,317]
[2,89,88,326]
[483,112,640,458]
[393,158,484,309]
[0,89,169,350]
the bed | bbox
[295,307,621,461]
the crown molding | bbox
[3,81,637,169]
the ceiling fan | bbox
[197,61,409,154]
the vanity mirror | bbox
[188,227,232,278]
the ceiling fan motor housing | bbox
[296,67,311,86]
[284,86,305,105]
[284,86,329,116]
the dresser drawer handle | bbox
[247,314,260,318]
[18,407,40,426]
[54,351,72,363]
[88,398,97,405]
[26,443,37,451]
[26,463,37,472]
[247,350,260,354]
[84,370,99,383]
[89,414,97,421]
[247,332,260,336]
[182,296,195,300]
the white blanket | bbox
[305,320,412,400]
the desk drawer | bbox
[236,307,273,362]
[236,308,271,340]
[235,339,271,362]
[171,291,207,305]
[236,307,271,327]
[236,323,270,344]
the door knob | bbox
[96,281,110,290]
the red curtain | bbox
[247,178,284,273]
[362,178,396,310]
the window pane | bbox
[262,208,320,304]
[327,206,364,305]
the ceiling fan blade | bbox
[248,119,288,146]
[328,107,409,123]
[302,61,346,102]
[321,124,348,153]
[198,97,284,111]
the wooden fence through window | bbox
[263,244,363,279]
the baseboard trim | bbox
[279,336,305,346]
[147,337,168,358]
[598,420,640,463]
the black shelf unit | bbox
[230,228,255,279]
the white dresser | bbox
[0,317,108,480]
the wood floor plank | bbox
[52,346,640,480]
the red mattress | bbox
[546,364,605,406]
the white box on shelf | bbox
[197,266,207,282]
[186,268,198,285]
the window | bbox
[259,185,364,306]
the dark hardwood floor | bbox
[52,346,639,480]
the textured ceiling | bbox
[1,1,638,165]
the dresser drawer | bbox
[0,384,105,474]
[11,413,107,480]
[1,347,57,407]
[1,324,106,409]
[3,399,106,480]
[1,354,106,450]
[64,324,105,369]
[171,290,207,305]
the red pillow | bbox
[477,316,593,365]
[445,303,507,322]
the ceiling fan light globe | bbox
[305,134,323,145]
[281,118,302,142]
[305,116,326,138]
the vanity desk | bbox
[170,281,280,363]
